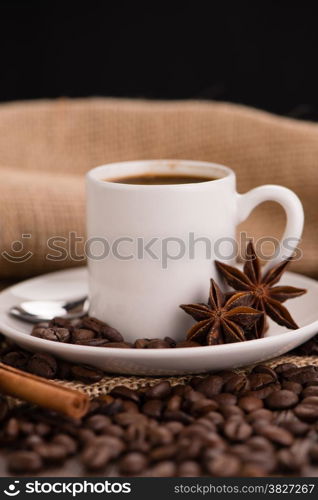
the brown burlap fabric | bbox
[0,98,317,394]
[0,98,317,279]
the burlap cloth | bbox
[0,98,317,394]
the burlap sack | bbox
[0,98,317,279]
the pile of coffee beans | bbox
[30,316,201,349]
[1,363,318,476]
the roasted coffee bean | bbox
[110,386,140,403]
[294,403,318,422]
[101,325,124,343]
[275,363,297,374]
[223,417,252,441]
[2,350,29,369]
[166,394,182,412]
[71,329,96,342]
[27,353,57,378]
[142,400,163,419]
[252,365,277,380]
[146,339,172,348]
[146,460,176,477]
[165,421,184,434]
[163,410,194,424]
[145,381,171,400]
[70,365,104,383]
[134,339,150,348]
[119,452,148,474]
[266,390,299,409]
[249,372,276,390]
[8,450,43,473]
[52,433,77,454]
[213,393,237,406]
[75,338,110,346]
[24,434,43,449]
[246,408,274,423]
[4,417,20,439]
[178,460,202,476]
[189,398,218,416]
[35,443,68,462]
[245,383,281,400]
[309,444,318,462]
[80,316,107,334]
[32,327,58,341]
[206,453,241,477]
[302,396,318,406]
[85,414,111,432]
[164,337,177,347]
[220,405,244,419]
[196,375,223,397]
[283,367,318,385]
[281,380,302,394]
[302,386,318,398]
[150,443,178,461]
[224,374,249,394]
[238,396,263,412]
[49,317,72,328]
[258,425,294,446]
[176,341,201,347]
[283,420,310,436]
[121,400,139,413]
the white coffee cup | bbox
[86,160,304,342]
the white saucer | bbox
[0,268,317,376]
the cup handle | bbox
[237,185,304,269]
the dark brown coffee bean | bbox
[281,380,302,394]
[70,365,103,383]
[206,453,241,477]
[302,386,318,398]
[27,353,57,378]
[189,398,218,416]
[49,317,72,328]
[252,365,278,380]
[165,421,184,434]
[142,399,162,419]
[258,425,294,446]
[4,417,19,439]
[53,327,71,342]
[24,434,43,449]
[8,450,43,472]
[177,437,203,461]
[163,410,194,424]
[223,417,252,441]
[213,393,237,406]
[245,383,281,399]
[238,396,263,412]
[121,400,139,413]
[266,390,299,410]
[52,433,77,454]
[176,341,201,347]
[163,336,176,347]
[80,316,107,334]
[75,338,110,346]
[32,327,59,341]
[134,339,150,348]
[145,381,171,400]
[119,452,148,474]
[204,411,224,427]
[2,350,29,369]
[246,408,274,423]
[35,443,68,462]
[146,460,176,477]
[246,436,275,453]
[85,414,111,432]
[114,412,147,427]
[166,394,182,411]
[283,367,318,384]
[81,435,124,470]
[104,342,132,348]
[148,426,173,445]
[301,396,318,406]
[178,460,202,476]
[57,360,71,379]
[294,403,318,422]
[275,363,297,374]
[309,444,318,462]
[71,328,96,342]
[283,420,309,436]
[103,424,124,438]
[146,339,171,348]
[249,372,276,390]
[196,375,223,397]
[34,422,51,436]
[110,386,140,403]
[220,405,244,419]
[101,325,124,343]
[150,444,178,461]
[224,374,249,394]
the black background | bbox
[0,2,317,119]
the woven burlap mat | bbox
[52,354,318,399]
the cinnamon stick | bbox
[0,362,90,418]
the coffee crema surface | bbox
[106,174,217,185]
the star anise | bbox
[216,242,307,338]
[180,279,263,345]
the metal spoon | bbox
[9,297,89,323]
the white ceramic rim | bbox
[1,270,318,358]
[86,159,235,191]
